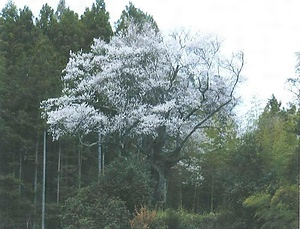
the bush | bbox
[243,185,298,229]
[130,206,157,229]
[151,209,218,229]
[100,154,153,213]
[134,207,257,229]
[60,185,130,229]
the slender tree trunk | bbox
[179,172,183,209]
[42,130,47,229]
[102,147,105,174]
[64,146,68,188]
[78,143,82,189]
[33,140,39,229]
[57,141,61,203]
[210,176,214,213]
[193,184,197,212]
[13,151,16,178]
[98,132,102,181]
[18,150,22,194]
[298,149,300,229]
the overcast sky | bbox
[1,0,300,114]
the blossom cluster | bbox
[41,22,243,142]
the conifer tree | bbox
[81,0,113,50]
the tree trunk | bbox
[98,132,102,181]
[33,140,39,229]
[18,150,22,194]
[152,126,169,205]
[42,130,47,229]
[192,184,197,212]
[102,147,105,174]
[179,172,183,209]
[78,143,82,189]
[210,176,214,213]
[298,150,300,229]
[57,141,61,203]
[153,164,167,205]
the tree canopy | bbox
[41,20,244,202]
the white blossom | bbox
[41,21,243,146]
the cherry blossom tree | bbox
[41,21,244,203]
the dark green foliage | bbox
[223,134,267,200]
[29,34,62,100]
[99,154,153,213]
[55,0,66,21]
[0,1,113,227]
[0,174,34,228]
[36,4,57,40]
[51,8,84,64]
[61,185,130,229]
[164,209,180,229]
[151,209,219,229]
[46,202,63,229]
[59,153,153,228]
[81,0,113,50]
[0,2,41,180]
[115,2,158,34]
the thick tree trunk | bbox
[153,164,168,204]
[152,126,169,205]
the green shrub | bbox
[243,185,298,229]
[151,209,219,229]
[150,210,167,229]
[60,185,130,229]
[165,209,180,229]
[100,154,153,213]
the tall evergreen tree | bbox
[115,2,158,34]
[55,0,66,21]
[36,3,57,40]
[81,0,113,50]
[51,7,84,64]
[0,3,38,176]
[0,3,38,227]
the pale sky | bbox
[1,0,300,114]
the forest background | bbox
[0,0,299,228]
